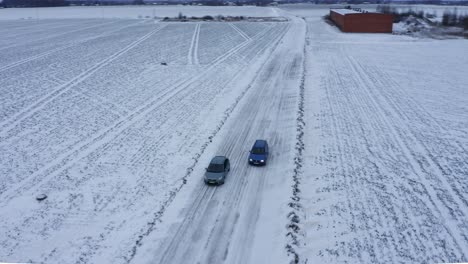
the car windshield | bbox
[251,147,265,154]
[207,163,224,173]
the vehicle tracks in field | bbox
[0,24,166,135]
[0,20,119,52]
[346,55,468,253]
[0,24,286,206]
[0,22,260,136]
[229,23,252,41]
[125,23,290,264]
[187,23,201,65]
[139,23,297,264]
[0,22,294,264]
[313,42,468,262]
[153,56,281,264]
[0,20,146,73]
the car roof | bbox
[211,156,227,164]
[253,139,267,148]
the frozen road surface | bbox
[1,5,468,264]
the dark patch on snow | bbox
[36,194,48,201]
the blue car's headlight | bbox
[249,159,253,161]
[260,160,264,162]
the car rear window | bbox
[251,147,265,154]
[207,163,224,172]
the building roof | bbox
[331,9,361,15]
[331,8,387,16]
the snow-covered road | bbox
[131,15,306,264]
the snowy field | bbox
[1,4,468,264]
[0,14,293,263]
[283,6,468,264]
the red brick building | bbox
[330,9,393,33]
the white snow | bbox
[284,5,468,264]
[0,13,292,264]
[331,9,361,15]
[1,4,467,264]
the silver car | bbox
[204,156,230,185]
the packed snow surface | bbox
[1,5,467,264]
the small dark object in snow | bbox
[36,194,47,201]
[161,62,167,66]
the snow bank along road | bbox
[0,16,301,263]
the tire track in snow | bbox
[187,23,201,65]
[71,89,129,117]
[155,55,277,264]
[345,55,468,252]
[126,23,291,264]
[326,54,420,262]
[330,52,468,260]
[363,63,468,200]
[0,22,289,264]
[0,20,100,43]
[196,54,287,264]
[316,53,436,262]
[0,25,266,206]
[301,17,468,262]
[140,186,217,263]
[0,24,166,136]
[229,23,252,41]
[0,20,64,35]
[193,24,200,65]
[125,66,258,263]
[352,55,452,261]
[187,24,291,264]
[0,24,287,264]
[199,51,293,264]
[0,23,258,194]
[0,20,146,73]
[0,20,119,52]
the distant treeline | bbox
[280,0,468,4]
[0,0,149,7]
[1,0,69,7]
[377,4,468,29]
[66,0,144,5]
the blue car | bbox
[248,140,269,166]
